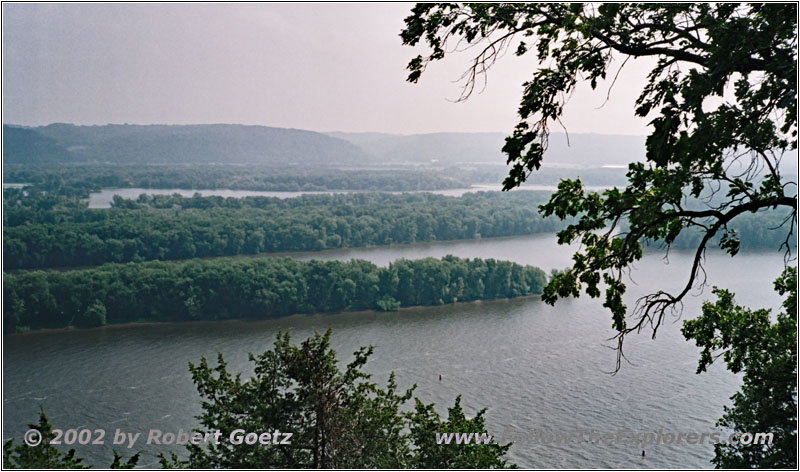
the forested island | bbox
[4,190,563,269]
[5,184,794,271]
[3,255,547,332]
[3,162,635,194]
[3,164,477,193]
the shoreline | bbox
[3,294,542,337]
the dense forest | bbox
[3,164,638,196]
[3,190,564,269]
[5,184,794,271]
[3,164,476,192]
[3,255,547,332]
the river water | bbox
[3,234,789,468]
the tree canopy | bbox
[160,329,514,468]
[683,267,797,468]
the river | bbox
[3,234,789,468]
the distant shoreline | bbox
[3,294,542,337]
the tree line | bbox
[3,163,639,194]
[4,190,561,270]
[6,186,794,271]
[3,164,474,193]
[3,255,547,332]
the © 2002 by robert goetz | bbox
[21,427,293,449]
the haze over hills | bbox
[3,123,797,175]
[328,131,647,167]
[3,124,369,166]
[4,123,650,168]
[9,123,794,174]
[2,126,76,164]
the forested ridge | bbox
[3,123,369,166]
[2,122,656,169]
[3,255,547,332]
[3,2,797,469]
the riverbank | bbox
[4,294,543,337]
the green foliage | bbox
[403,5,798,467]
[682,267,797,468]
[109,450,141,469]
[404,3,796,184]
[77,300,107,328]
[3,256,546,332]
[2,161,638,194]
[160,330,514,468]
[376,295,401,311]
[7,335,512,469]
[5,169,789,272]
[408,396,514,468]
[3,190,561,270]
[3,164,472,193]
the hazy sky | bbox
[2,3,652,135]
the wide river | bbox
[3,234,789,468]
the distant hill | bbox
[325,131,401,149]
[3,123,369,165]
[3,125,76,164]
[327,131,647,168]
[7,124,793,174]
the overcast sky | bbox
[2,3,652,135]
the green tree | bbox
[77,300,107,328]
[402,3,797,467]
[682,267,797,468]
[160,329,514,468]
[376,294,401,311]
[408,396,514,468]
